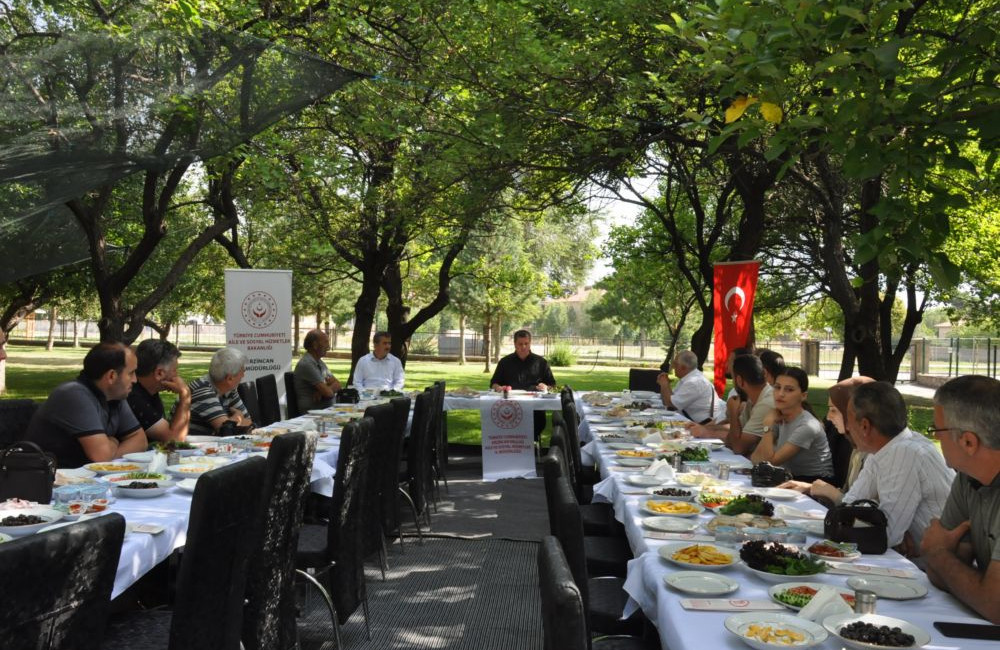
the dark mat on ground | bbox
[297,538,542,650]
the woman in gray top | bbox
[750,367,834,482]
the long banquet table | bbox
[577,393,996,650]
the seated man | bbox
[656,350,726,424]
[691,354,773,456]
[294,329,342,413]
[186,346,253,436]
[128,339,191,442]
[25,342,148,467]
[353,331,405,391]
[757,348,786,386]
[921,375,1000,623]
[810,382,954,556]
[490,329,556,437]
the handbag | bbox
[824,498,889,554]
[335,387,359,404]
[750,461,793,487]
[0,441,57,504]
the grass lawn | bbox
[1,345,935,445]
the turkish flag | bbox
[713,261,760,395]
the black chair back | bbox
[255,374,281,426]
[0,513,125,650]
[627,368,660,392]
[325,417,373,624]
[170,456,267,650]
[360,401,396,559]
[283,372,301,419]
[429,381,447,478]
[237,382,262,427]
[243,432,317,650]
[381,397,411,537]
[405,391,433,517]
[0,398,38,447]
[537,536,589,650]
[541,450,591,626]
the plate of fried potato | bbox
[658,542,738,570]
[641,499,705,518]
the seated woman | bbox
[750,367,834,483]
[779,376,874,500]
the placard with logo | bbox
[481,398,536,481]
[224,269,293,408]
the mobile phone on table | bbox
[933,621,1000,640]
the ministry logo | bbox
[241,291,278,329]
[490,400,523,429]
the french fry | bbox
[671,544,733,565]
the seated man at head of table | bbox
[185,346,253,436]
[489,329,556,438]
[809,381,954,558]
[921,375,1000,623]
[294,329,342,412]
[352,330,405,391]
[656,349,726,424]
[689,354,773,456]
[25,342,148,467]
[127,339,191,442]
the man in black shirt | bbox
[127,339,191,442]
[490,330,556,438]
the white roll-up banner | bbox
[481,397,537,480]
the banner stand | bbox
[480,398,537,481]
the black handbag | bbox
[335,387,359,404]
[0,441,57,504]
[824,498,889,554]
[750,461,793,487]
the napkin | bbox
[775,504,827,520]
[797,585,853,622]
[642,459,675,480]
[642,433,665,446]
[680,599,786,612]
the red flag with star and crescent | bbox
[713,261,760,396]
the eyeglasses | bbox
[925,425,958,438]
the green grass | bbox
[1,346,935,445]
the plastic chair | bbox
[283,372,301,419]
[102,457,267,650]
[255,374,281,426]
[627,368,660,392]
[0,513,125,650]
[242,432,317,650]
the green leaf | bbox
[836,6,867,23]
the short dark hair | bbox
[757,349,786,379]
[851,381,907,438]
[372,331,391,345]
[304,329,325,351]
[82,343,129,381]
[732,354,766,387]
[135,339,181,376]
[776,366,809,392]
[513,329,531,341]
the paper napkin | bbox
[825,562,915,579]
[681,599,786,611]
[641,459,675,480]
[798,585,853,622]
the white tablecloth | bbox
[582,408,996,650]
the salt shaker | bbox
[717,462,731,480]
[167,450,181,467]
[670,454,682,471]
[854,589,877,614]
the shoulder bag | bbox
[0,441,57,504]
[823,498,889,554]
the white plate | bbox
[123,451,156,462]
[82,461,148,475]
[642,516,700,533]
[606,442,641,450]
[751,487,802,501]
[0,507,64,537]
[726,612,828,649]
[616,457,654,467]
[768,582,855,611]
[0,532,11,543]
[665,570,739,595]
[102,472,170,483]
[176,478,198,493]
[744,564,827,583]
[114,479,175,498]
[624,475,666,487]
[166,464,216,477]
[645,486,697,502]
[628,391,659,400]
[185,435,222,443]
[641,499,704,518]
[658,542,738,570]
[845,576,928,600]
[822,613,930,650]
[807,542,861,563]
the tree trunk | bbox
[46,307,57,351]
[458,313,466,365]
[493,318,503,363]
[293,313,300,355]
[689,302,715,367]
[72,317,79,347]
[348,277,381,384]
[482,315,492,374]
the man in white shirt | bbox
[815,381,954,557]
[657,350,726,424]
[353,331,405,391]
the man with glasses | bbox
[921,375,1000,623]
[128,339,191,442]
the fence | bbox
[9,319,999,379]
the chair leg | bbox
[398,486,424,544]
[295,568,342,650]
[378,535,388,580]
[361,574,372,640]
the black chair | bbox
[103,457,267,650]
[627,369,660,393]
[283,371,302,419]
[361,401,397,576]
[543,445,633,580]
[428,381,448,499]
[0,398,38,447]
[242,432,317,650]
[548,423,616,537]
[296,417,374,641]
[381,396,412,550]
[237,381,262,427]
[400,390,433,536]
[255,374,281,426]
[0,513,125,650]
[537,536,651,650]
